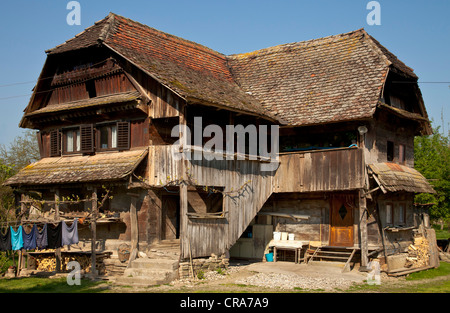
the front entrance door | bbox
[330,196,354,247]
[161,195,180,240]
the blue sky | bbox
[0,0,448,145]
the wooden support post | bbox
[127,194,139,268]
[180,183,188,260]
[55,190,61,272]
[90,188,98,278]
[359,189,368,268]
[179,101,189,260]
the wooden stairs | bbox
[305,246,358,272]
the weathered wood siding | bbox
[149,146,274,258]
[183,156,274,258]
[273,148,364,193]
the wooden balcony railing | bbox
[273,147,364,193]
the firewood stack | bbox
[34,252,107,274]
[405,236,430,268]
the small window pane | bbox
[398,204,405,224]
[387,141,394,162]
[111,125,117,148]
[75,129,80,152]
[67,130,74,152]
[100,127,109,149]
[386,204,392,224]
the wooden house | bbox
[5,13,435,275]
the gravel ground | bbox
[152,261,368,292]
[235,272,357,291]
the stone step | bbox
[130,258,179,270]
[114,275,171,287]
[123,267,177,280]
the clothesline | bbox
[0,216,90,227]
[0,219,79,252]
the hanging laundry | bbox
[22,224,37,250]
[10,226,24,251]
[0,227,12,251]
[47,222,62,249]
[62,219,79,246]
[36,224,48,249]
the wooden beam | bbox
[90,188,98,278]
[359,189,368,268]
[55,190,61,273]
[127,195,139,268]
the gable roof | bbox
[46,13,276,122]
[40,13,428,128]
[229,29,417,127]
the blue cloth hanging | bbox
[62,219,79,246]
[36,224,48,249]
[10,226,23,251]
[22,224,37,250]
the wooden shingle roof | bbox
[369,163,435,194]
[47,13,276,122]
[4,148,148,186]
[229,29,416,126]
[43,13,427,127]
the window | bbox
[97,121,130,151]
[398,144,405,164]
[386,203,393,225]
[397,203,406,225]
[98,124,117,150]
[387,141,394,162]
[64,128,81,153]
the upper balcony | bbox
[149,145,365,194]
[273,147,364,193]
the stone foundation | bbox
[178,254,229,279]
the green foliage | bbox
[414,126,450,221]
[0,130,40,222]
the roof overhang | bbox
[368,162,435,194]
[4,148,148,187]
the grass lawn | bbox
[0,263,449,293]
[0,277,108,293]
[348,262,450,293]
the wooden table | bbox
[268,240,309,263]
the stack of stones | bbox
[179,253,229,279]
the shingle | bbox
[4,148,148,186]
[43,14,422,127]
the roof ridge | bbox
[108,13,227,60]
[228,28,366,59]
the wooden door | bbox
[330,197,354,247]
[162,195,180,240]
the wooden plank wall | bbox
[273,148,364,193]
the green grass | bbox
[0,277,108,293]
[406,261,450,280]
[347,262,450,293]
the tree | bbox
[0,129,40,174]
[0,130,40,221]
[414,125,450,222]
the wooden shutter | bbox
[49,130,61,157]
[36,131,44,159]
[117,121,130,150]
[80,124,94,153]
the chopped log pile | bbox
[405,236,429,268]
[30,250,111,274]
